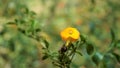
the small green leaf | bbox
[41,39,49,49]
[41,0,47,4]
[112,53,120,63]
[52,52,58,57]
[0,25,5,35]
[117,40,120,43]
[101,54,117,68]
[1,54,9,60]
[92,52,103,66]
[43,40,49,48]
[116,40,120,48]
[22,7,29,14]
[75,50,82,56]
[15,19,18,23]
[91,0,95,4]
[42,55,49,60]
[29,11,36,16]
[9,40,15,51]
[6,22,16,25]
[35,28,41,32]
[86,43,94,55]
[80,34,87,43]
[18,28,26,34]
[92,54,100,66]
[110,28,115,42]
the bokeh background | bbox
[0,0,120,68]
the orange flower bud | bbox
[60,27,80,42]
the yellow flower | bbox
[60,27,80,42]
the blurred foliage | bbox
[0,0,120,68]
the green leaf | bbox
[6,22,16,25]
[116,40,120,48]
[29,11,36,16]
[112,53,120,63]
[0,25,5,35]
[80,34,87,43]
[43,40,49,48]
[109,39,120,52]
[22,7,29,14]
[110,28,115,42]
[9,40,15,51]
[91,0,95,4]
[18,28,26,34]
[14,19,18,23]
[92,54,100,66]
[42,55,49,60]
[117,40,120,43]
[86,43,94,55]
[41,39,49,49]
[41,0,47,4]
[75,50,82,56]
[35,28,41,32]
[92,52,103,66]
[53,53,58,56]
[101,54,117,68]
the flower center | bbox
[69,30,73,35]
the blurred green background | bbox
[0,0,120,68]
